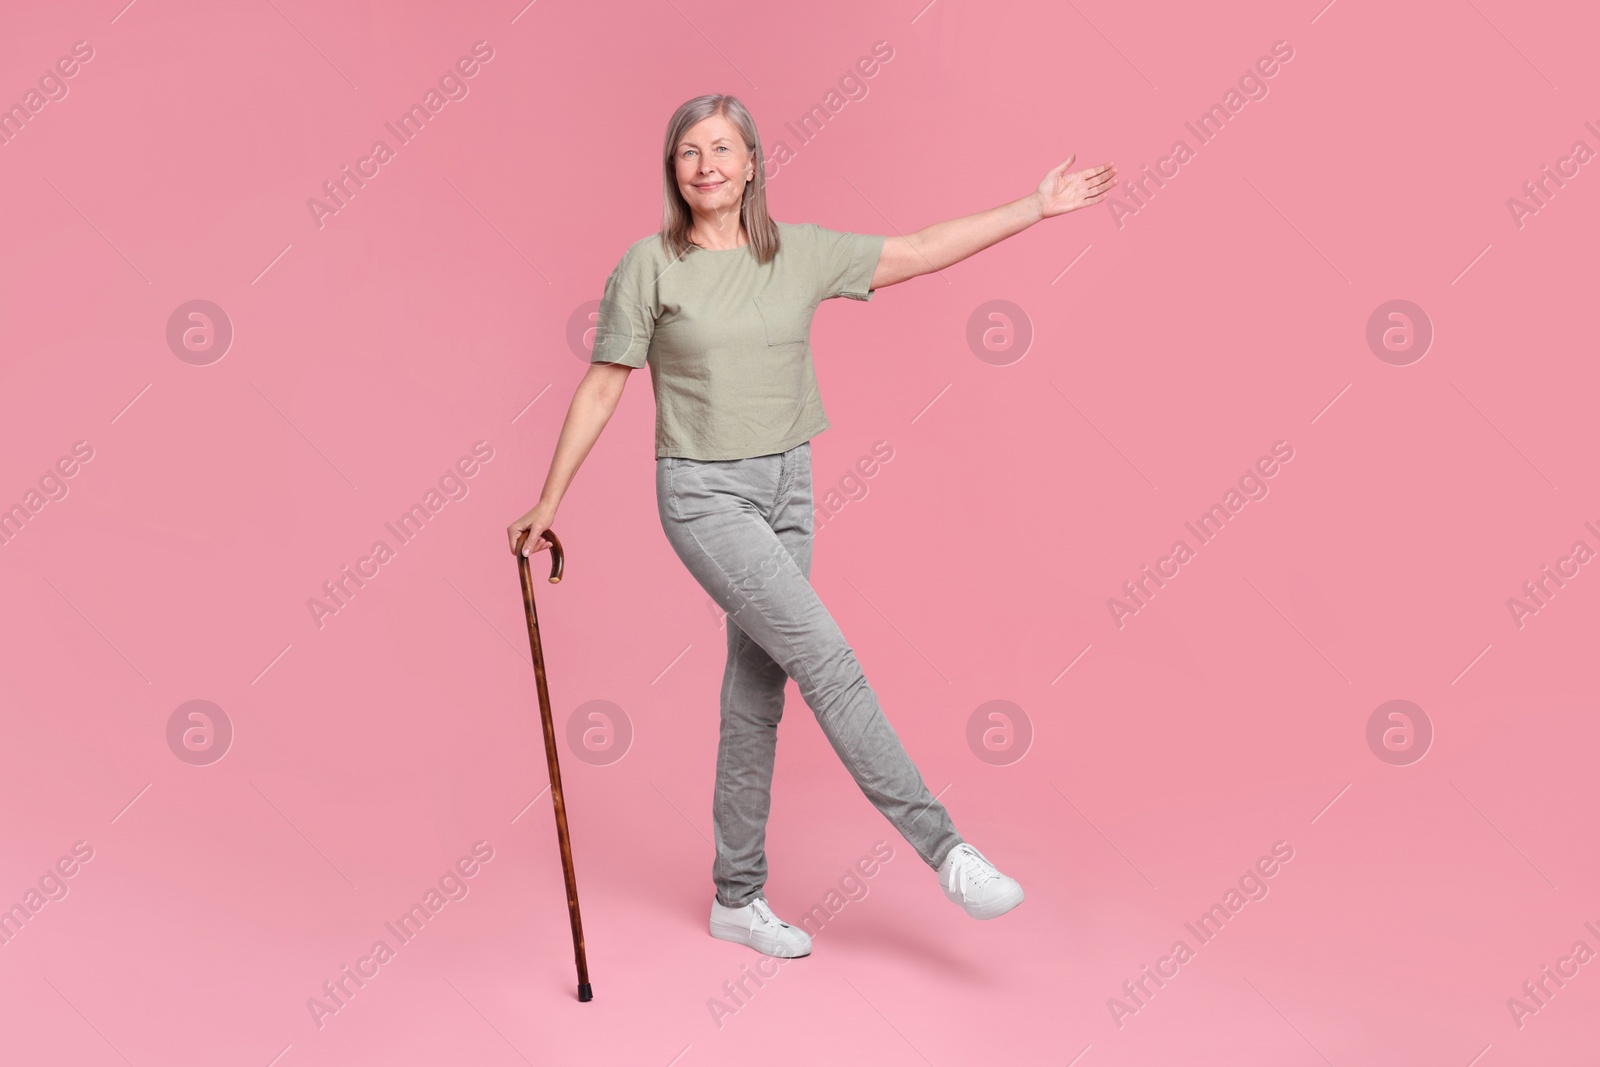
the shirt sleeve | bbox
[589,244,658,368]
[808,223,886,303]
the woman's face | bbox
[674,112,754,226]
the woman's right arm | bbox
[506,361,634,557]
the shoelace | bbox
[750,898,790,928]
[954,846,999,894]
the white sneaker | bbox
[709,896,813,958]
[938,843,1024,919]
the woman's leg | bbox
[657,453,793,908]
[712,614,789,907]
[656,443,964,900]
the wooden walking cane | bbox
[514,526,593,1002]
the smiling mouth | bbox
[695,181,724,190]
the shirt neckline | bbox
[688,233,751,253]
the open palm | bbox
[1036,155,1117,218]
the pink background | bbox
[3,1,1597,1064]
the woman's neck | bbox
[689,214,748,250]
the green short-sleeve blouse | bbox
[590,220,886,461]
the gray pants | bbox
[656,440,964,908]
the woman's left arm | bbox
[871,155,1117,290]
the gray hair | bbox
[659,94,778,264]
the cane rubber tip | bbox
[578,982,593,1002]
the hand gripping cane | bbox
[513,526,593,1002]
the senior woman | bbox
[507,93,1114,959]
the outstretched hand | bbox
[1035,155,1117,219]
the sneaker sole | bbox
[963,884,1025,920]
[709,920,812,958]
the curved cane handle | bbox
[515,526,565,583]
